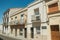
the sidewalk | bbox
[0,33,22,40]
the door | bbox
[50,25,60,40]
[15,28,17,36]
[24,28,27,38]
[31,27,34,38]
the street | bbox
[0,34,21,40]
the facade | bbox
[2,0,60,40]
[26,0,48,40]
[0,24,3,34]
[3,8,22,35]
[9,8,23,36]
[46,0,60,40]
[9,8,27,38]
[3,9,10,34]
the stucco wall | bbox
[48,12,60,30]
[0,24,3,34]
[27,1,49,40]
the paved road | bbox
[0,34,22,40]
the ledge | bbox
[48,10,60,15]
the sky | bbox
[0,0,34,24]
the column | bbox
[58,0,60,10]
[8,26,11,35]
[47,25,51,40]
[3,26,4,33]
[6,27,8,34]
[13,28,15,36]
[40,1,48,40]
[22,29,24,39]
[4,27,6,34]
[17,29,20,36]
[46,4,49,13]
[34,27,36,38]
[27,27,31,40]
[23,29,24,37]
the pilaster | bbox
[17,29,20,36]
[58,0,60,10]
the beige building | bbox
[46,0,60,40]
[3,8,22,35]
[9,8,27,38]
[2,0,60,40]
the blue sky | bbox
[0,0,34,24]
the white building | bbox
[2,0,60,40]
[25,0,50,40]
[0,24,3,34]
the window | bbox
[21,14,24,19]
[20,33,23,35]
[15,16,17,19]
[11,18,13,20]
[48,3,58,13]
[36,16,40,20]
[19,28,23,35]
[36,26,40,34]
[50,25,59,31]
[21,14,24,17]
[42,26,47,29]
[20,28,23,31]
[34,8,39,15]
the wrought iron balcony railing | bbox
[9,19,25,25]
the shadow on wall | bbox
[0,38,3,40]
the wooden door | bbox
[50,25,60,40]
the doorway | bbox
[50,25,60,40]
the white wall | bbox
[27,1,48,24]
[27,1,50,40]
[0,24,3,34]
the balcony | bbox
[9,21,15,25]
[3,22,8,26]
[9,19,25,25]
[31,15,40,22]
[3,23,6,26]
[20,18,25,24]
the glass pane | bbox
[42,26,47,29]
[34,8,39,15]
[36,26,40,34]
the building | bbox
[3,8,22,35]
[3,9,10,34]
[26,0,49,40]
[0,24,3,34]
[9,8,27,38]
[46,0,60,40]
[2,0,60,40]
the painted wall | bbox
[0,24,3,34]
[27,1,49,40]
